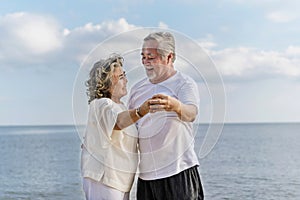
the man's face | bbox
[141,40,168,83]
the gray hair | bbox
[86,54,123,104]
[144,32,176,62]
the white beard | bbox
[146,70,157,81]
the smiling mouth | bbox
[146,68,154,71]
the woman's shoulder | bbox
[90,98,113,106]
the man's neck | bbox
[150,68,177,84]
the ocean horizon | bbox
[1,122,300,199]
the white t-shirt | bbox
[128,71,200,180]
[81,98,138,192]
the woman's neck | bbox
[111,96,121,104]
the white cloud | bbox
[1,12,300,82]
[184,35,299,81]
[0,12,62,56]
[197,34,218,51]
[224,0,300,23]
[0,14,138,68]
[210,46,300,78]
[63,18,139,64]
[266,11,297,23]
[71,18,136,33]
[286,46,300,56]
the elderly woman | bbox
[81,54,149,200]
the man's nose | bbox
[143,59,151,66]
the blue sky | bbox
[1,0,300,125]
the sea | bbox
[0,123,299,200]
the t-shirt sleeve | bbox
[178,77,200,111]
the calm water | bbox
[0,125,84,200]
[0,123,299,200]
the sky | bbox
[1,0,300,125]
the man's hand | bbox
[148,93,197,122]
[149,94,181,113]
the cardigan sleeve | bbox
[90,98,119,147]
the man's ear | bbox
[167,53,174,64]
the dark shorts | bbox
[137,166,204,200]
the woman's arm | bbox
[114,100,150,130]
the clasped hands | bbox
[148,94,181,114]
[138,94,182,117]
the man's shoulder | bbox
[174,71,196,84]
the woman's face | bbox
[110,67,128,102]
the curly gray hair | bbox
[86,54,124,104]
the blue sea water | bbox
[0,125,84,200]
[198,123,300,200]
[0,123,299,200]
